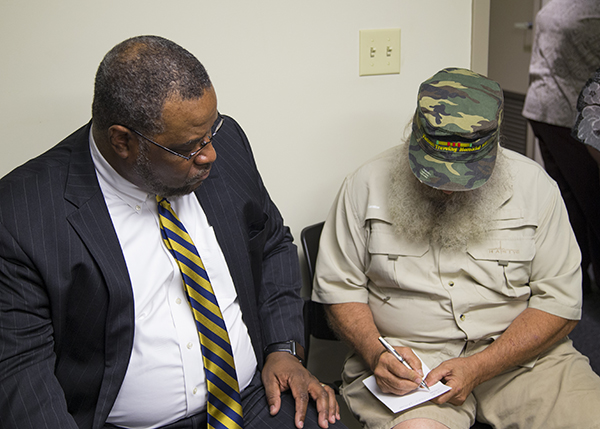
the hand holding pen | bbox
[378,336,430,391]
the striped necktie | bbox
[157,196,244,429]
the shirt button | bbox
[176,298,182,305]
[187,342,193,349]
[193,388,198,394]
[448,281,455,287]
[135,205,141,211]
[460,314,466,321]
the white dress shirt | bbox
[89,133,257,429]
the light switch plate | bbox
[359,29,401,76]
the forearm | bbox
[325,302,384,371]
[256,191,304,346]
[467,308,577,384]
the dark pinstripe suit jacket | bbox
[0,117,304,429]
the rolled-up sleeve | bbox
[312,176,371,305]
[528,179,582,320]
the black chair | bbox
[300,221,338,362]
[300,222,344,396]
[300,221,492,429]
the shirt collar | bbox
[89,128,152,209]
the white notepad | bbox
[362,354,451,413]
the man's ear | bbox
[108,125,137,159]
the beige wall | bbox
[0,0,475,242]
[471,0,491,76]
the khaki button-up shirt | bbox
[313,145,582,368]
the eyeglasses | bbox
[125,113,224,161]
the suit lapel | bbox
[63,124,134,428]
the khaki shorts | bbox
[341,338,600,429]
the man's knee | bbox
[393,419,450,429]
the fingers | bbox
[292,385,310,429]
[261,369,283,416]
[262,352,342,428]
[423,364,445,388]
[374,352,423,395]
[306,381,337,428]
[293,377,342,428]
[323,384,341,424]
[428,379,465,406]
[401,349,425,378]
[426,359,472,406]
[430,388,454,405]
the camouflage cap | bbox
[408,67,504,191]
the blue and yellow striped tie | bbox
[157,196,244,429]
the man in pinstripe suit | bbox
[0,36,344,429]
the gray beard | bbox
[133,141,206,198]
[388,145,512,251]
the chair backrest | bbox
[300,222,338,361]
[301,222,324,281]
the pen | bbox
[378,336,430,391]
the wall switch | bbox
[359,29,401,76]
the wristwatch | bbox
[264,340,305,364]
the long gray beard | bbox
[388,144,512,251]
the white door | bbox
[487,0,544,160]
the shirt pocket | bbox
[466,211,537,301]
[366,219,430,291]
